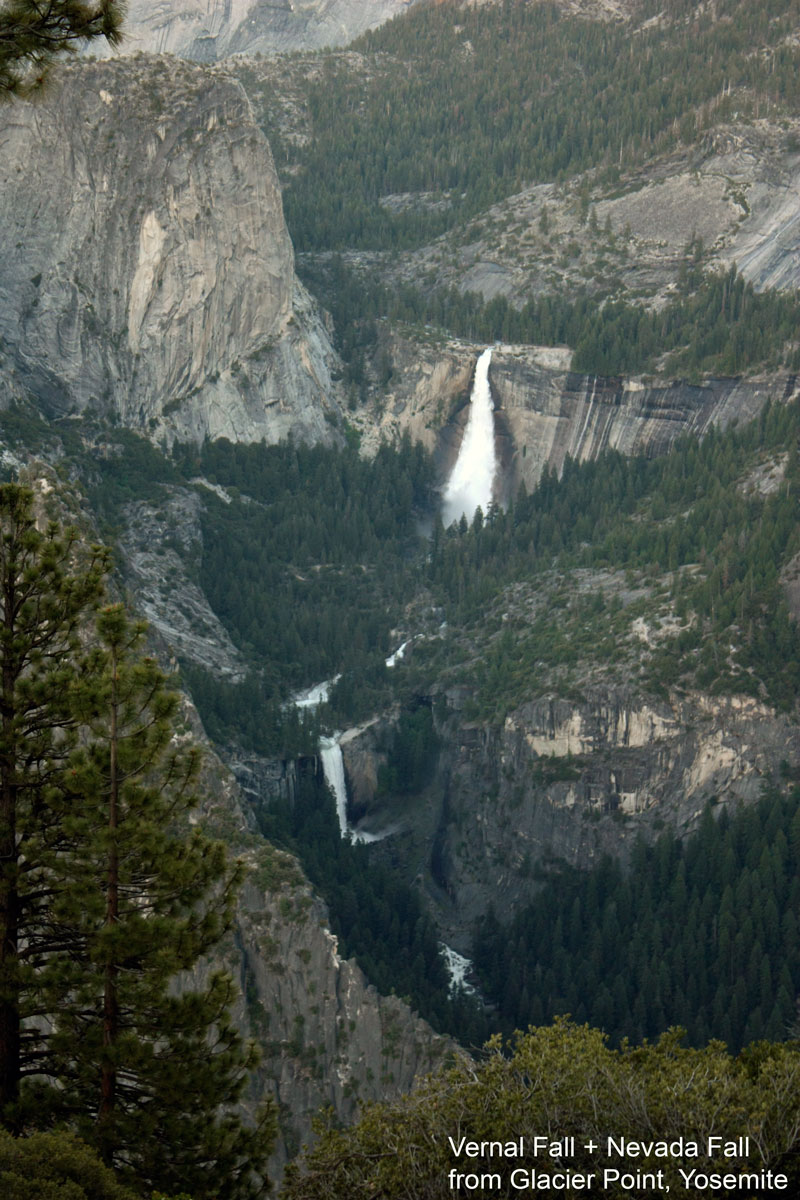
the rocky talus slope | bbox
[0,58,340,446]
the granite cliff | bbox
[385,118,800,311]
[0,57,341,446]
[197,754,453,1179]
[95,0,419,61]
[356,334,793,503]
[0,0,798,1170]
[340,684,799,950]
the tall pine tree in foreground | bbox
[0,484,107,1123]
[0,0,124,97]
[47,604,273,1199]
[0,485,271,1197]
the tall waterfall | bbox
[442,347,497,527]
[294,664,475,989]
[319,736,350,839]
[319,737,388,844]
[294,654,407,845]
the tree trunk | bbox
[99,642,119,1140]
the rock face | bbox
[353,334,477,462]
[103,0,419,60]
[0,58,341,446]
[118,487,248,678]
[359,334,792,503]
[386,116,800,312]
[228,815,451,1177]
[488,350,786,501]
[341,686,799,947]
[237,862,453,1174]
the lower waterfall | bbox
[293,656,476,988]
[319,736,386,845]
[293,646,409,844]
[441,943,476,995]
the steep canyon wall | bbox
[188,729,454,1181]
[340,687,799,947]
[0,58,340,446]
[96,0,419,61]
[359,335,794,503]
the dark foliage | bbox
[171,436,436,751]
[474,784,800,1052]
[420,395,800,716]
[249,0,800,253]
[302,256,800,383]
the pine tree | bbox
[0,1128,137,1200]
[48,604,273,1199]
[0,484,108,1123]
[0,0,124,97]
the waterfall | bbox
[296,653,408,845]
[440,943,476,995]
[319,736,350,839]
[442,347,497,527]
[385,639,409,668]
[319,736,389,844]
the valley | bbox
[2,0,800,1193]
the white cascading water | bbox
[296,662,480,993]
[293,641,410,844]
[319,737,387,845]
[293,676,340,709]
[384,639,409,668]
[319,736,351,839]
[440,943,476,995]
[442,347,497,527]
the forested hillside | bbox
[237,0,800,381]
[6,0,800,1191]
[173,434,435,748]
[415,394,800,718]
[0,483,271,1199]
[8,372,796,1058]
[300,255,800,382]
[254,0,800,251]
[475,783,800,1050]
[7,0,800,1097]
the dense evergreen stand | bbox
[48,605,272,1198]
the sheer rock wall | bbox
[340,687,799,948]
[109,0,419,60]
[360,335,794,506]
[0,58,341,447]
[190,739,453,1182]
